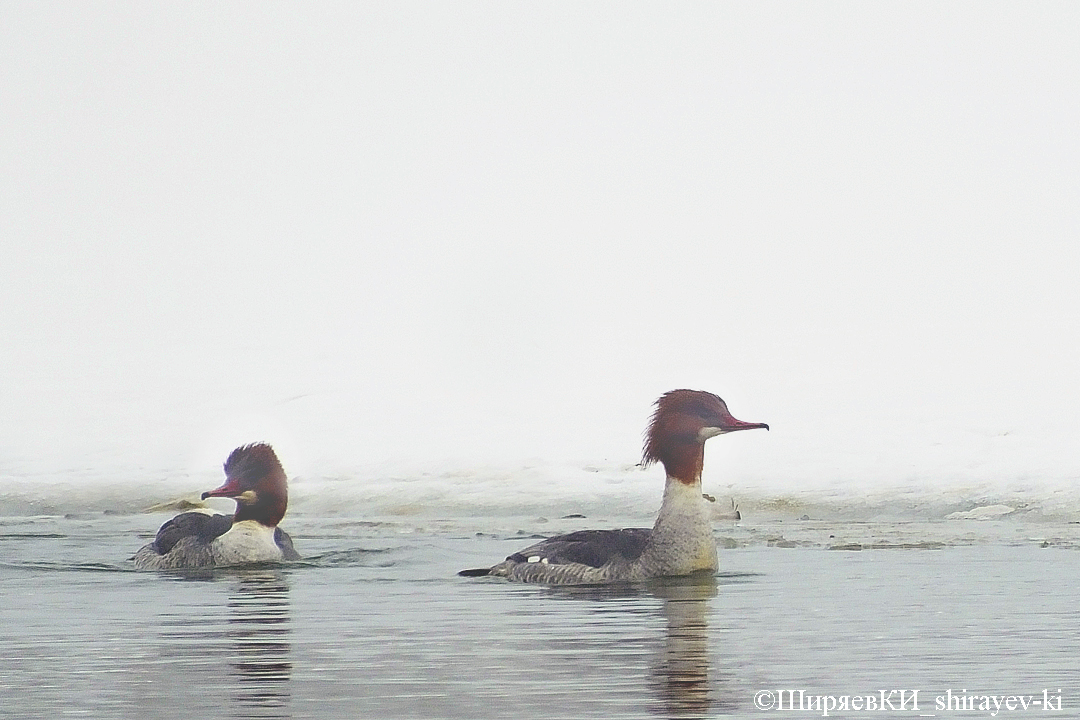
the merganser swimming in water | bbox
[132,443,300,569]
[458,390,767,584]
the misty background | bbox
[2,3,1078,501]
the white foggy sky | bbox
[2,3,1078,487]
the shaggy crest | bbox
[223,442,284,485]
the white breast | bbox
[647,478,719,575]
[211,520,284,566]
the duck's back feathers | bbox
[151,512,233,555]
[458,528,654,581]
[507,528,652,568]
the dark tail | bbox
[457,567,492,577]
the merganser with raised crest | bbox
[132,443,300,569]
[458,390,768,584]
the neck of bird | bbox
[644,469,716,574]
[233,495,286,527]
[652,443,709,534]
[661,443,704,487]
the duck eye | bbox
[693,405,716,420]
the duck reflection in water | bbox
[646,574,732,718]
[227,570,293,719]
[549,572,731,719]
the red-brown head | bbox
[642,390,769,484]
[201,443,289,527]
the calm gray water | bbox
[2,514,1079,719]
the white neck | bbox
[644,477,718,575]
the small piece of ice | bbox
[945,505,1016,520]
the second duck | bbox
[459,389,768,584]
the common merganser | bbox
[132,443,301,569]
[458,390,768,584]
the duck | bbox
[132,443,300,569]
[458,390,767,584]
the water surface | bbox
[3,514,1078,719]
